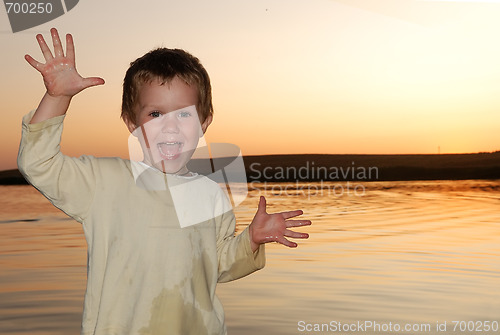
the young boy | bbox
[18,28,310,335]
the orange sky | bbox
[1,0,500,171]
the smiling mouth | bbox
[157,142,183,160]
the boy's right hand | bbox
[25,28,104,98]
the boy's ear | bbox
[200,114,213,135]
[123,115,137,134]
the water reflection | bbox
[0,181,499,334]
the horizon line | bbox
[1,150,499,173]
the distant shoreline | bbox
[241,152,500,182]
[2,152,500,185]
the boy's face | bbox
[125,77,212,175]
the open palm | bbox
[25,28,104,97]
[249,196,311,249]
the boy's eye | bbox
[178,111,192,118]
[149,111,161,118]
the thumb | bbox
[257,196,267,214]
[82,76,105,89]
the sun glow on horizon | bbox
[1,0,499,171]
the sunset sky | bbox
[1,0,500,171]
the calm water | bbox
[1,180,499,335]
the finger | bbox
[36,33,53,61]
[65,33,75,63]
[280,209,303,220]
[284,228,309,239]
[51,28,64,58]
[24,54,43,70]
[257,196,267,214]
[277,235,298,248]
[285,219,312,228]
[81,77,106,90]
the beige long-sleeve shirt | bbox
[17,111,265,335]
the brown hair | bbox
[121,48,213,125]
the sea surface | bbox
[0,180,499,335]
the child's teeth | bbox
[158,142,182,158]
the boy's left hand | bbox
[248,196,311,252]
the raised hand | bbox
[248,196,311,251]
[25,28,104,98]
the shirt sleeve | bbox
[17,111,97,223]
[215,194,266,283]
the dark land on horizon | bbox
[241,152,500,182]
[2,152,499,185]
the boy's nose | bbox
[161,115,179,133]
